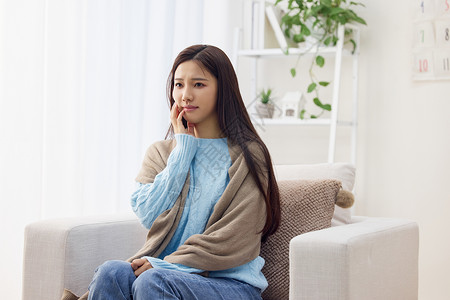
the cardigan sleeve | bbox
[131,134,198,229]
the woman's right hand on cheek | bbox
[171,103,195,136]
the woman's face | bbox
[172,60,218,127]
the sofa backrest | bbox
[273,163,355,190]
[273,163,356,226]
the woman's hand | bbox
[170,103,195,136]
[131,258,153,277]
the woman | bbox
[86,44,280,300]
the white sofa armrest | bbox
[289,217,419,300]
[22,213,147,300]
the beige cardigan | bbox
[62,138,267,300]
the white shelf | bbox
[252,118,354,126]
[234,6,360,163]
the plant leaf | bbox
[290,68,296,77]
[351,11,364,23]
[322,104,332,111]
[319,81,330,87]
[332,35,339,45]
[313,97,322,107]
[293,33,304,43]
[307,83,317,93]
[284,28,292,38]
[292,15,302,26]
[329,7,345,17]
[310,115,318,119]
[349,38,357,54]
[300,109,306,119]
[316,55,325,67]
[288,0,294,9]
[300,23,311,36]
[281,14,292,25]
[350,1,366,7]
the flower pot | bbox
[255,102,275,119]
[301,18,326,48]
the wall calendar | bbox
[413,0,450,80]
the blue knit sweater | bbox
[130,134,268,292]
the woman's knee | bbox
[90,260,135,289]
[89,260,135,298]
[133,268,166,288]
[132,268,181,298]
[95,260,131,278]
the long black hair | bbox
[165,44,280,242]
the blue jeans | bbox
[87,260,262,300]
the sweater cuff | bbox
[144,256,203,274]
[170,134,197,163]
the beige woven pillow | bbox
[261,179,341,300]
[274,163,355,226]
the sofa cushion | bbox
[274,163,355,226]
[261,179,340,300]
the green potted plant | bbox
[274,0,366,119]
[255,88,275,119]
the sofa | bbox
[22,163,419,299]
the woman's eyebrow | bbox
[174,77,208,81]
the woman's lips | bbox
[183,105,198,112]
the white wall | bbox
[236,0,450,298]
[357,1,450,299]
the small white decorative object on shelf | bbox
[280,91,305,119]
